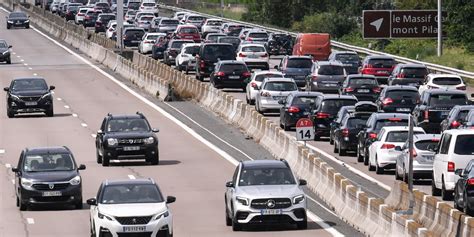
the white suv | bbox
[236,43,270,70]
[225,160,307,231]
[245,71,284,105]
[87,179,175,237]
[433,129,474,200]
[419,73,466,94]
[255,77,298,114]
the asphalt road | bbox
[0,8,363,237]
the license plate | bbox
[409,83,418,86]
[185,36,193,38]
[42,191,62,197]
[229,76,240,79]
[358,89,369,93]
[261,209,282,215]
[377,71,389,74]
[248,55,258,58]
[124,146,140,151]
[396,108,411,112]
[25,101,37,106]
[423,155,434,161]
[123,226,146,233]
[273,96,286,100]
[441,111,449,116]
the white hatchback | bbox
[255,78,298,114]
[236,44,269,70]
[175,43,200,71]
[245,71,284,105]
[75,7,90,24]
[368,126,425,174]
[139,33,166,54]
[139,2,158,14]
[419,73,466,94]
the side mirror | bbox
[166,196,176,204]
[225,181,234,188]
[86,198,97,206]
[8,45,12,48]
[49,85,55,90]
[299,179,307,186]
[78,164,86,170]
[152,128,160,133]
[11,167,18,173]
[273,65,279,70]
[394,146,402,151]
[3,87,9,92]
[97,129,104,135]
[256,86,261,90]
[455,169,463,177]
[278,99,285,105]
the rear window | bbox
[100,15,115,21]
[349,78,377,85]
[79,9,88,13]
[433,77,462,85]
[320,99,357,113]
[242,46,265,52]
[386,90,419,99]
[318,65,344,75]
[287,58,313,68]
[179,27,198,34]
[146,35,160,40]
[202,45,235,61]
[400,67,428,78]
[184,46,199,55]
[140,16,153,21]
[386,131,424,142]
[96,2,108,7]
[368,58,397,68]
[336,54,359,62]
[161,19,178,25]
[291,96,318,106]
[128,2,140,8]
[125,29,144,36]
[207,21,222,26]
[458,110,471,121]
[229,25,244,31]
[454,135,474,155]
[248,32,268,38]
[429,94,467,106]
[219,38,240,45]
[415,140,439,150]
[255,73,283,82]
[264,82,297,91]
[374,119,408,130]
[171,41,190,49]
[188,16,205,21]
[347,117,368,128]
[220,64,248,72]
[142,2,154,6]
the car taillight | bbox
[366,64,373,68]
[382,98,393,105]
[250,82,257,88]
[398,73,405,78]
[260,92,271,97]
[424,111,429,120]
[288,106,300,113]
[215,71,225,77]
[311,76,318,81]
[316,112,330,119]
[242,72,251,78]
[447,161,455,172]
[457,85,466,90]
[369,132,377,139]
[200,61,205,68]
[342,128,349,137]
[372,87,381,93]
[247,37,253,41]
[261,53,268,57]
[238,53,246,57]
[411,149,417,157]
[468,178,474,186]
[381,143,395,149]
[388,118,402,121]
[345,87,354,93]
[451,120,461,128]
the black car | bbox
[329,105,355,145]
[388,63,429,87]
[95,112,159,166]
[413,89,469,133]
[65,5,80,21]
[0,39,12,64]
[151,35,170,59]
[357,113,409,164]
[454,159,474,215]
[83,10,102,27]
[123,27,145,47]
[210,60,251,91]
[310,95,358,140]
[4,77,55,118]
[11,146,86,210]
[340,74,381,102]
[266,33,294,56]
[195,43,236,81]
[328,51,361,75]
[333,109,372,156]
[217,36,241,52]
[163,39,194,66]
[276,56,313,88]
[279,91,322,131]
[94,13,115,33]
[6,12,29,29]
[376,85,420,113]
[440,105,474,132]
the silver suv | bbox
[224,160,307,231]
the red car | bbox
[172,25,201,43]
[359,55,397,85]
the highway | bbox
[0,7,361,237]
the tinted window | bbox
[264,82,297,91]
[454,135,474,155]
[146,35,160,40]
[458,110,471,121]
[219,38,240,45]
[161,19,178,25]
[171,41,190,48]
[100,184,163,204]
[336,54,359,62]
[140,16,153,21]
[347,117,368,127]
[374,119,408,130]
[125,30,145,39]
[241,46,265,52]
[207,21,222,26]
[142,2,154,6]
[203,45,235,60]
[238,168,296,186]
[184,46,199,55]
[96,2,108,7]
[100,15,115,21]
[248,32,268,38]
[24,153,75,172]
[107,118,150,132]
[291,96,318,106]
[220,64,248,72]
[318,65,344,75]
[10,12,27,18]
[188,16,205,21]
[320,99,357,113]
[179,27,198,34]
[228,25,244,31]
[400,67,428,78]
[386,90,419,99]
[433,77,462,85]
[128,2,140,8]
[0,41,7,48]
[12,79,48,91]
[429,94,467,106]
[368,58,397,68]
[349,78,377,85]
[386,131,423,142]
[415,140,439,150]
[287,58,312,68]
[255,73,283,82]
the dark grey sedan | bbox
[6,11,29,29]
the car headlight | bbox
[107,138,118,146]
[2,50,9,55]
[41,92,51,100]
[24,20,29,23]
[144,137,154,144]
[293,194,305,205]
[236,196,249,206]
[98,212,114,221]
[7,20,13,23]
[69,175,81,185]
[153,211,169,220]
[21,178,34,188]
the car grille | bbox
[33,182,70,190]
[117,233,152,237]
[115,216,153,225]
[33,196,71,202]
[251,198,292,209]
[118,138,144,145]
[19,96,41,102]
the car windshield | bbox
[287,58,313,68]
[107,118,150,132]
[11,79,48,91]
[242,46,265,52]
[349,78,377,85]
[203,45,235,60]
[320,99,357,113]
[24,153,75,172]
[146,35,160,40]
[239,167,296,186]
[454,135,474,155]
[458,110,471,121]
[336,54,359,63]
[264,82,297,91]
[100,184,163,204]
[143,2,154,6]
[184,46,199,54]
[219,38,240,45]
[171,41,190,48]
[188,16,205,21]
[400,67,428,78]
[318,65,344,75]
[254,73,283,82]
[0,41,7,48]
[368,58,396,68]
[220,64,247,72]
[386,131,423,142]
[415,140,439,150]
[10,12,26,18]
[433,77,462,86]
[161,19,178,25]
[248,32,268,38]
[375,119,408,130]
[179,27,198,34]
[386,90,419,100]
[207,21,222,26]
[347,117,368,128]
[291,96,318,106]
[429,94,466,106]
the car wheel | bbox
[395,164,402,180]
[7,24,11,29]
[329,134,334,145]
[7,109,15,118]
[375,157,384,174]
[74,199,83,209]
[16,196,19,207]
[283,122,290,131]
[46,106,54,117]
[441,179,453,200]
[96,150,102,164]
[149,152,159,165]
[25,24,29,29]
[454,190,461,211]
[403,166,408,183]
[357,145,364,163]
[242,86,246,92]
[333,141,338,153]
[90,220,96,237]
[196,74,204,81]
[368,157,375,171]
[232,219,242,231]
[6,57,11,64]
[363,150,369,166]
[431,176,441,196]
[338,142,347,156]
[19,197,27,211]
[102,156,110,167]
[296,218,307,230]
[185,66,189,74]
[464,193,474,216]
[225,199,232,226]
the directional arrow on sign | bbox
[370,18,384,32]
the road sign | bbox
[296,118,314,141]
[363,10,447,39]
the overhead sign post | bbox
[296,118,314,146]
[363,10,447,39]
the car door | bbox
[96,118,107,153]
[15,151,24,197]
[434,133,452,186]
[90,183,103,230]
[358,115,373,153]
[226,165,240,213]
[280,94,293,123]
[370,128,385,164]
[456,161,473,204]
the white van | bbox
[432,129,474,200]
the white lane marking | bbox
[128,175,136,180]
[16,56,21,58]
[0,149,4,154]
[11,179,15,184]
[33,73,37,76]
[72,113,78,117]
[19,18,343,236]
[91,134,97,138]
[307,212,344,237]
[304,143,391,191]
[23,63,28,66]
[20,59,24,62]
[57,98,62,101]
[306,195,338,217]
[64,105,70,109]
[28,67,32,70]
[26,218,34,224]
[81,123,88,127]
[5,163,11,168]
[12,52,16,55]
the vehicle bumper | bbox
[259,99,283,111]
[7,22,29,28]
[9,100,52,114]
[214,79,247,89]
[310,83,340,93]
[339,139,358,151]
[20,184,82,205]
[233,201,306,224]
[142,44,153,53]
[0,53,10,61]
[376,151,398,169]
[103,146,158,160]
[351,93,378,102]
[96,214,172,237]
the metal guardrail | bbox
[159,4,474,80]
